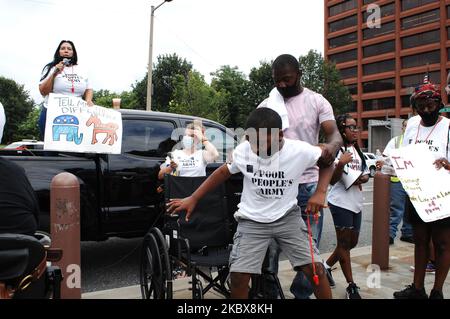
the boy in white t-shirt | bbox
[167,108,333,299]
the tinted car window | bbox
[122,119,176,157]
[204,126,236,163]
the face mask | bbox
[276,75,300,98]
[418,108,440,127]
[182,135,194,149]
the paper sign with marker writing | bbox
[44,94,122,154]
[389,143,450,222]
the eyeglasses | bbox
[345,125,360,132]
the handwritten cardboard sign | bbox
[44,94,122,154]
[389,143,450,223]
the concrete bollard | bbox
[50,172,81,299]
[371,171,391,270]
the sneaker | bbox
[409,262,435,273]
[429,289,444,299]
[346,282,362,299]
[325,267,336,288]
[425,262,436,273]
[400,236,414,244]
[393,284,428,299]
[389,237,394,245]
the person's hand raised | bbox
[53,61,65,75]
[339,151,353,166]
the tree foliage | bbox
[169,71,226,123]
[0,76,35,143]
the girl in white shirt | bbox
[158,122,219,179]
[325,114,369,299]
[38,40,93,138]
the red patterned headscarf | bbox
[410,82,442,108]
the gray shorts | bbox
[229,206,320,274]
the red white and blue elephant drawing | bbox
[52,115,84,145]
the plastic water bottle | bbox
[376,149,395,175]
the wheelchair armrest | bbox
[46,248,63,262]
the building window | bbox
[339,66,358,79]
[329,14,357,33]
[401,71,440,88]
[401,50,440,69]
[363,59,395,75]
[401,29,440,49]
[363,0,377,4]
[363,78,395,93]
[329,0,357,17]
[347,83,358,95]
[363,40,395,58]
[329,32,358,49]
[447,5,450,19]
[363,21,395,40]
[349,100,357,112]
[401,95,412,108]
[447,27,450,40]
[448,48,450,61]
[401,0,439,11]
[363,3,395,21]
[401,9,440,30]
[363,97,396,111]
[328,49,358,64]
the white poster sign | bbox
[44,94,122,154]
[389,143,450,223]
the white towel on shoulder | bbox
[265,88,290,130]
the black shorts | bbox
[329,203,362,232]
[405,197,450,228]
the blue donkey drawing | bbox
[52,115,84,145]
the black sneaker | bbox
[429,289,444,299]
[400,236,414,244]
[346,282,361,299]
[325,267,336,288]
[393,284,428,299]
[389,237,394,245]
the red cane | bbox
[306,210,319,286]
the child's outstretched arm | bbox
[306,146,334,215]
[166,164,232,221]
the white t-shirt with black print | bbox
[327,147,370,214]
[40,64,92,108]
[226,138,322,223]
[162,149,207,177]
[403,115,450,161]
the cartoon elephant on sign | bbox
[52,115,84,145]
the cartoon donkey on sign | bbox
[86,115,119,146]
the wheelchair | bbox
[139,174,284,299]
[0,233,63,299]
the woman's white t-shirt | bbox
[327,147,370,214]
[226,139,322,223]
[40,65,91,107]
[162,149,207,177]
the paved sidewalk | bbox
[82,241,450,299]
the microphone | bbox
[62,58,71,66]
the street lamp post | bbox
[146,0,173,111]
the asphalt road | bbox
[81,179,375,293]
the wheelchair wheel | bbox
[140,233,165,299]
[150,227,172,299]
[193,279,204,299]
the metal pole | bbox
[371,171,391,270]
[146,5,155,111]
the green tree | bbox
[211,65,250,128]
[15,107,40,141]
[299,50,352,116]
[0,76,35,143]
[132,53,193,111]
[244,61,274,122]
[169,71,226,123]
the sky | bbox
[0,0,324,104]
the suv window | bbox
[204,126,236,163]
[122,119,176,157]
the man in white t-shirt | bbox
[167,108,334,299]
[258,54,342,298]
